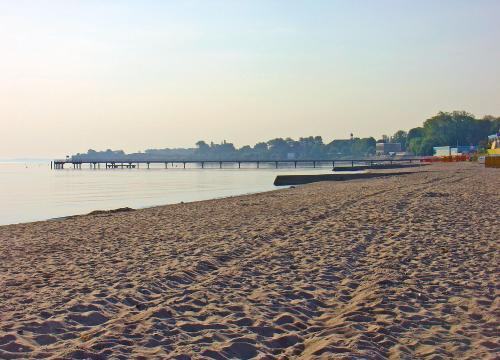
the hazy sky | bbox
[1,0,499,158]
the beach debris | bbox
[424,191,450,198]
[87,207,134,216]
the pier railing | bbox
[51,158,422,170]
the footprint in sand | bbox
[69,311,109,326]
[222,342,258,359]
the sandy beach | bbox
[0,163,498,359]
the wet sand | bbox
[0,163,498,359]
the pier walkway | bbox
[51,158,421,170]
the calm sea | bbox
[0,161,331,226]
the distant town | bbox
[71,111,500,162]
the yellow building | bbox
[485,133,500,167]
[487,133,500,155]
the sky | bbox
[1,0,499,158]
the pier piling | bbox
[51,158,421,171]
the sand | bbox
[0,163,498,359]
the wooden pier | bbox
[51,158,421,170]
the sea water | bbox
[0,161,333,226]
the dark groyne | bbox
[333,163,425,171]
[274,171,414,186]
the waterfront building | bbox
[376,142,402,155]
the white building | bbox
[376,143,402,155]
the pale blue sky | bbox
[1,0,499,157]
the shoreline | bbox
[0,167,418,228]
[0,165,335,228]
[0,162,498,359]
[2,186,288,228]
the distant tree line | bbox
[71,111,500,161]
[72,136,377,162]
[382,111,500,155]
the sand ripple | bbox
[0,163,498,359]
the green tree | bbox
[391,130,408,150]
[253,142,268,153]
[267,138,290,159]
[195,140,210,153]
[407,137,422,155]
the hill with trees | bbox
[71,136,377,162]
[395,111,499,155]
[71,111,500,161]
